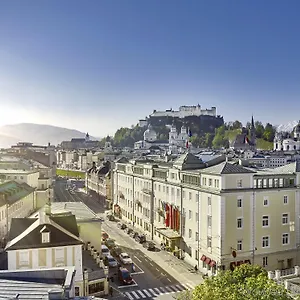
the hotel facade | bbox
[113,154,300,275]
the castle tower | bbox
[85,132,90,142]
[169,122,178,145]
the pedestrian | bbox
[110,286,113,297]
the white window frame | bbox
[188,229,192,239]
[263,197,269,206]
[237,179,243,188]
[262,215,269,227]
[208,197,211,206]
[262,236,270,248]
[262,256,268,267]
[19,251,29,266]
[237,240,242,251]
[189,210,192,220]
[282,233,289,245]
[237,198,242,208]
[237,218,243,229]
[41,232,50,243]
[207,236,212,248]
[282,213,289,225]
[55,248,65,267]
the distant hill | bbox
[276,120,298,133]
[0,123,98,148]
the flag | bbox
[188,129,192,138]
[186,140,189,148]
[245,136,250,144]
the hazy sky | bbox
[1,0,300,136]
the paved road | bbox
[54,179,191,300]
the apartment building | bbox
[113,153,300,275]
[0,181,35,239]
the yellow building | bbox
[113,153,300,275]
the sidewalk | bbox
[106,216,204,288]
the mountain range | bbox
[0,123,98,149]
[276,120,298,133]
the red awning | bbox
[209,260,216,267]
[200,255,206,262]
[205,257,211,265]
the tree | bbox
[191,264,292,300]
[212,126,229,149]
[255,121,265,139]
[263,123,276,142]
[232,120,243,130]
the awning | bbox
[209,260,216,267]
[201,255,206,262]
[205,257,211,265]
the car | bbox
[105,239,116,249]
[143,241,155,251]
[102,232,109,241]
[126,227,133,235]
[130,231,139,239]
[119,253,133,265]
[117,222,127,230]
[101,245,111,258]
[135,234,146,244]
[111,246,123,257]
[118,267,134,285]
[104,255,119,268]
[107,214,115,221]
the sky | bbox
[1,0,300,137]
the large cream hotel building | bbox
[113,153,300,275]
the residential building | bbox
[0,181,35,239]
[113,153,300,275]
[5,208,86,296]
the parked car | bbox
[118,267,134,285]
[130,231,139,239]
[104,255,119,268]
[101,245,111,258]
[107,214,115,221]
[143,241,155,251]
[135,234,146,244]
[126,228,133,235]
[111,246,123,257]
[119,253,133,265]
[117,223,127,230]
[102,232,109,241]
[105,239,116,249]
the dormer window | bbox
[40,226,50,243]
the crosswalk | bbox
[123,283,193,300]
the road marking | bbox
[131,291,140,299]
[124,292,134,300]
[167,278,171,282]
[136,290,146,298]
[156,268,159,271]
[165,286,174,293]
[161,272,166,276]
[159,287,167,293]
[117,282,138,289]
[169,285,181,292]
[134,255,142,263]
[176,284,186,291]
[183,283,194,289]
[154,288,161,294]
[148,289,157,296]
[142,289,152,297]
[150,263,153,266]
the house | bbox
[0,181,35,240]
[5,208,85,296]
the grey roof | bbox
[6,213,83,251]
[202,161,256,175]
[255,161,300,175]
[173,152,204,170]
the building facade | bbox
[113,154,300,275]
[274,122,300,152]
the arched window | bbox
[287,145,290,150]
[276,143,278,149]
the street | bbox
[54,178,193,300]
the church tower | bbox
[250,116,256,148]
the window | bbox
[262,215,269,227]
[207,216,212,227]
[283,195,288,204]
[189,192,192,200]
[237,240,242,251]
[207,236,212,248]
[189,229,192,238]
[195,193,199,202]
[189,210,192,219]
[208,197,211,206]
[237,198,242,208]
[195,212,199,222]
[237,179,242,188]
[195,232,199,241]
[282,213,289,225]
[19,251,29,266]
[55,248,65,266]
[262,256,268,267]
[282,233,289,245]
[263,197,269,206]
[262,236,269,248]
[237,218,243,228]
[209,179,212,186]
[42,232,50,243]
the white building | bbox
[274,121,300,151]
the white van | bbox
[101,245,111,258]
